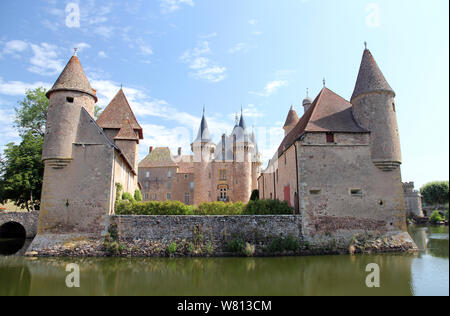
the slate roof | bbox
[194,111,212,143]
[97,89,143,139]
[46,56,98,102]
[277,87,368,157]
[351,49,395,101]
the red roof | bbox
[97,89,143,139]
[277,87,368,157]
[114,119,139,142]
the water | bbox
[0,226,448,296]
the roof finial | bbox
[364,41,368,50]
[323,78,326,87]
[235,113,239,125]
[306,88,309,97]
[120,83,123,89]
[203,105,206,115]
[73,47,79,56]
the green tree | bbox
[14,87,49,137]
[134,189,143,202]
[94,105,103,120]
[421,181,449,205]
[0,133,44,211]
[0,87,48,211]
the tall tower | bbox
[233,110,253,202]
[283,105,299,136]
[192,109,215,204]
[43,51,98,167]
[351,46,402,171]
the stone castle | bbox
[27,44,417,254]
[258,46,410,243]
[31,52,143,248]
[139,110,262,205]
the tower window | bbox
[219,169,227,181]
[185,192,190,204]
[66,97,74,103]
[392,103,396,112]
[351,189,363,196]
[326,132,335,143]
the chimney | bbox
[149,146,153,154]
[178,147,182,156]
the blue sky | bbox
[0,0,448,189]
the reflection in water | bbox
[0,225,447,296]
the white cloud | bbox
[228,42,249,54]
[180,41,226,83]
[248,19,258,25]
[28,43,64,76]
[250,80,288,97]
[160,0,194,14]
[0,77,52,96]
[2,40,29,58]
[75,42,91,52]
[98,51,108,58]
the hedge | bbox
[115,199,294,216]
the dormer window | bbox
[326,132,335,143]
[66,97,74,103]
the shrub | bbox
[134,190,143,202]
[196,202,244,215]
[167,242,178,255]
[430,210,444,223]
[226,237,245,253]
[115,183,123,202]
[421,181,449,206]
[250,190,260,201]
[122,192,136,203]
[266,235,299,253]
[243,242,255,257]
[244,199,294,215]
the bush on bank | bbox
[115,199,294,216]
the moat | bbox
[0,225,448,296]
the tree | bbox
[94,105,103,120]
[421,181,449,206]
[0,87,48,211]
[0,133,44,211]
[14,87,49,137]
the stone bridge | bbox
[0,212,39,239]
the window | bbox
[167,193,172,200]
[167,181,171,189]
[219,187,228,202]
[326,132,335,143]
[219,169,227,181]
[310,189,321,195]
[146,171,150,178]
[184,192,190,204]
[190,182,194,192]
[66,97,74,103]
[351,189,363,196]
[144,193,149,200]
[145,182,149,189]
[152,193,157,200]
[168,170,172,178]
[184,174,188,179]
[392,103,396,112]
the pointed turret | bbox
[194,108,212,143]
[46,55,98,102]
[239,108,247,130]
[283,105,299,136]
[351,45,402,171]
[351,48,395,102]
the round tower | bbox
[192,109,215,204]
[43,52,97,165]
[351,47,402,171]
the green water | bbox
[0,226,448,296]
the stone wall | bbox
[112,215,303,250]
[0,211,39,238]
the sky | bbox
[0,0,448,189]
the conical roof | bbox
[114,119,139,142]
[283,105,299,128]
[239,109,247,130]
[97,89,143,139]
[351,49,395,101]
[194,110,212,143]
[46,55,98,102]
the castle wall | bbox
[275,144,298,209]
[403,183,424,218]
[233,146,252,203]
[113,152,138,200]
[211,161,235,202]
[115,139,139,170]
[297,132,407,247]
